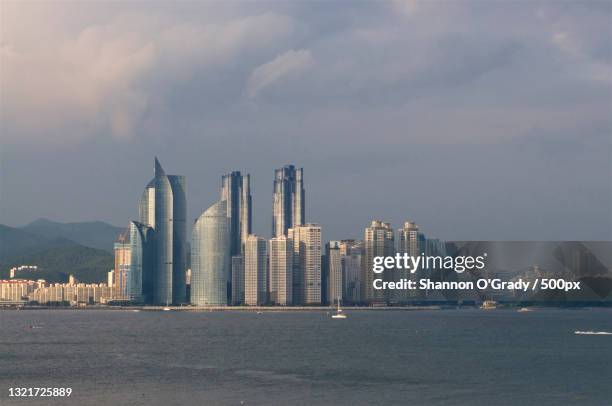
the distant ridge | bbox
[0,223,113,283]
[21,218,124,252]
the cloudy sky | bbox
[1,1,610,241]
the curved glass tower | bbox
[127,221,153,303]
[138,158,187,305]
[191,200,230,306]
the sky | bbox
[1,1,611,241]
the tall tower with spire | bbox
[139,158,187,305]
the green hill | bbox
[0,224,74,260]
[21,218,124,253]
[0,224,113,283]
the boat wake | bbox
[574,331,612,335]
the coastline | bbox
[2,304,611,311]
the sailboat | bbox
[331,297,347,319]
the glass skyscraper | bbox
[139,158,187,305]
[127,221,153,303]
[272,165,305,237]
[191,200,230,306]
[220,171,252,257]
[221,171,251,304]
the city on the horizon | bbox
[110,156,446,307]
[2,157,610,308]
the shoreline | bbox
[2,304,611,312]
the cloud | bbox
[246,49,314,98]
[0,7,294,140]
[0,2,609,146]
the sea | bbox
[1,308,611,405]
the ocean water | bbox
[1,308,611,405]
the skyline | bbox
[1,1,610,241]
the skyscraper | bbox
[244,235,267,306]
[113,232,130,299]
[326,241,343,305]
[127,221,153,303]
[221,172,252,256]
[288,224,321,305]
[269,235,293,305]
[191,200,230,306]
[220,171,251,304]
[342,241,363,304]
[363,221,395,304]
[398,221,426,257]
[139,158,187,305]
[272,165,305,237]
[231,256,244,305]
[398,221,426,301]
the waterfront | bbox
[1,309,611,405]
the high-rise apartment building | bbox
[342,242,363,304]
[231,256,244,305]
[363,221,395,304]
[221,172,252,256]
[220,171,251,305]
[397,221,426,301]
[139,158,187,305]
[191,200,230,306]
[244,235,267,306]
[326,241,343,305]
[113,233,130,299]
[269,235,293,305]
[288,224,321,305]
[272,165,305,237]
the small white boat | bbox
[331,297,347,319]
[480,300,497,310]
[517,307,532,313]
[163,307,171,311]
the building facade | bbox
[363,221,395,304]
[244,235,267,306]
[191,200,230,306]
[269,235,293,305]
[220,171,251,305]
[288,224,321,305]
[272,165,305,237]
[397,221,426,301]
[231,256,244,305]
[127,221,153,303]
[113,233,131,299]
[327,241,343,305]
[139,158,187,305]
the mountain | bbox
[21,218,124,252]
[0,244,113,283]
[0,224,73,261]
[0,224,113,283]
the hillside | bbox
[0,224,74,260]
[0,224,113,283]
[21,218,124,252]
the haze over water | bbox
[1,309,611,405]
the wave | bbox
[574,331,612,335]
